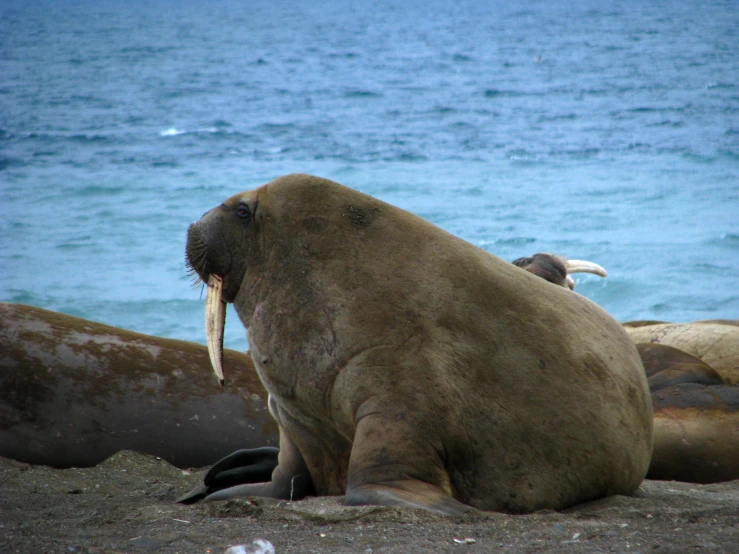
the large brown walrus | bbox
[0,302,277,469]
[184,173,653,515]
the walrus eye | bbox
[236,203,251,221]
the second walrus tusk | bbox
[205,274,226,386]
[565,260,608,290]
[565,260,608,277]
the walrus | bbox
[511,252,607,290]
[183,173,652,515]
[623,321,739,385]
[629,334,739,484]
[635,342,739,483]
[0,302,277,469]
[649,382,739,483]
[179,252,737,499]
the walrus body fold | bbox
[185,174,653,515]
[624,321,739,385]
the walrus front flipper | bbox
[345,482,471,517]
[175,447,280,504]
[342,412,471,517]
[203,430,314,502]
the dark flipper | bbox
[175,447,280,504]
[203,429,314,502]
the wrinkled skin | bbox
[184,174,652,516]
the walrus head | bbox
[512,253,607,290]
[186,190,260,385]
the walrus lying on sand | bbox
[0,302,277,469]
[183,173,652,516]
[623,321,739,483]
[623,320,739,385]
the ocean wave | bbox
[489,237,538,247]
[484,89,529,98]
[706,82,735,90]
[705,233,739,250]
[159,127,218,137]
[344,90,383,98]
[0,156,25,171]
[506,149,540,163]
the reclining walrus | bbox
[183,173,652,515]
[0,302,277,469]
[622,320,739,482]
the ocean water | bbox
[1,0,737,352]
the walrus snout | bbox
[185,222,211,284]
[186,196,257,386]
[185,208,243,299]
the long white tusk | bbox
[565,260,608,278]
[205,274,226,386]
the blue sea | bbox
[1,0,737,352]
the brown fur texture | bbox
[0,303,277,468]
[185,174,653,515]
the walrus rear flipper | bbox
[202,429,314,502]
[175,447,280,504]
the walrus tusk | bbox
[565,260,608,278]
[564,260,607,290]
[206,274,226,386]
